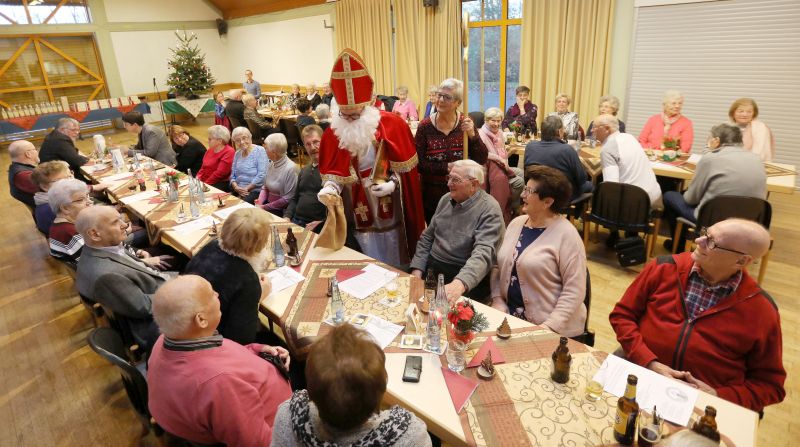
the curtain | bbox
[334,0,394,96]
[520,0,616,130]
[394,0,462,114]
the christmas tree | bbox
[166,31,216,99]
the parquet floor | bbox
[0,117,795,445]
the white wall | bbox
[102,0,220,22]
[109,29,229,95]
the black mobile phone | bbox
[402,355,422,383]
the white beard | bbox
[331,106,381,159]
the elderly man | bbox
[610,218,785,413]
[662,124,767,251]
[525,115,593,201]
[317,48,425,266]
[287,125,326,231]
[76,206,175,348]
[148,275,292,446]
[122,111,177,166]
[243,69,261,97]
[225,88,246,129]
[594,114,661,207]
[411,160,504,303]
[7,139,40,207]
[321,82,334,107]
[39,117,89,173]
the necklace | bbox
[433,111,459,135]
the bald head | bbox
[153,275,219,338]
[714,218,771,259]
[9,140,38,164]
[75,205,127,248]
[229,89,242,100]
[594,114,619,132]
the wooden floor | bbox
[1,118,795,446]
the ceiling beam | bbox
[213,0,328,19]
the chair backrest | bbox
[695,195,772,230]
[468,111,485,129]
[244,118,264,145]
[588,182,652,232]
[280,118,301,148]
[87,327,151,421]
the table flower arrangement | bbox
[661,136,681,159]
[448,299,489,344]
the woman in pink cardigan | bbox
[638,90,694,152]
[729,97,775,162]
[490,165,586,337]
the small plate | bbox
[496,331,511,340]
[477,365,495,380]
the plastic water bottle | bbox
[330,277,345,325]
[272,226,285,267]
[426,274,447,353]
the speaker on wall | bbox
[216,18,228,36]
[423,0,439,7]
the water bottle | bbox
[330,277,345,325]
[189,185,200,218]
[272,226,285,267]
[427,274,447,353]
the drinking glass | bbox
[585,380,603,401]
[384,279,400,305]
[446,340,467,372]
[637,410,664,447]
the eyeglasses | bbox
[71,195,93,205]
[436,92,455,102]
[446,174,471,184]
[521,186,539,196]
[339,110,362,121]
[698,227,748,255]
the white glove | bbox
[317,185,339,201]
[370,181,396,198]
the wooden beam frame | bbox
[21,0,33,24]
[221,0,326,19]
[38,38,102,80]
[32,38,55,101]
[0,80,103,94]
[0,38,32,78]
[43,0,69,25]
[87,83,104,100]
[0,11,18,24]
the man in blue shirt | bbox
[243,69,261,97]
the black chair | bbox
[674,195,773,282]
[377,94,399,112]
[559,192,593,225]
[227,115,245,130]
[244,118,265,146]
[280,118,302,159]
[570,268,594,347]
[468,111,485,129]
[78,292,106,328]
[87,327,160,436]
[582,182,661,259]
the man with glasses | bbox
[317,49,425,266]
[410,160,504,303]
[610,218,785,413]
[40,117,90,175]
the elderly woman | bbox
[306,83,322,109]
[47,178,93,262]
[490,165,587,337]
[257,133,298,217]
[392,86,419,121]
[587,95,626,137]
[185,208,273,345]
[169,125,206,174]
[415,78,488,222]
[502,85,538,135]
[547,93,582,140]
[229,127,269,204]
[213,91,230,129]
[422,85,437,119]
[729,97,774,162]
[31,160,75,235]
[242,93,277,135]
[197,125,235,191]
[638,90,694,152]
[315,103,331,131]
[321,82,334,107]
[479,107,524,223]
[286,83,302,110]
[271,324,431,446]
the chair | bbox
[87,327,160,436]
[78,292,106,328]
[560,192,593,225]
[673,195,773,283]
[103,308,145,363]
[280,118,302,159]
[582,182,661,259]
[227,115,245,130]
[244,118,265,146]
[570,268,594,347]
[468,111,485,129]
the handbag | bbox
[615,236,646,267]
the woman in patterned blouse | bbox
[414,78,488,223]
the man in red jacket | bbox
[610,218,785,413]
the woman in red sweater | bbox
[197,124,235,191]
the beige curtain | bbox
[394,0,461,114]
[520,0,616,129]
[335,0,394,96]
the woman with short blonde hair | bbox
[728,97,775,161]
[638,89,694,152]
[547,93,581,139]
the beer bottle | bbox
[692,406,721,443]
[550,337,571,383]
[613,374,639,445]
[285,227,298,257]
[422,268,436,313]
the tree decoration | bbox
[166,31,215,99]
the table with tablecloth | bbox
[161,97,216,118]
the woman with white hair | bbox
[478,107,524,223]
[257,133,298,217]
[286,83,302,110]
[638,90,694,152]
[197,125,235,191]
[306,83,322,109]
[230,127,269,204]
[587,95,626,137]
[547,93,582,140]
[422,85,437,119]
[392,86,419,121]
[415,78,488,222]
[315,104,331,131]
[48,178,93,262]
[242,93,277,136]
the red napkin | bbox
[441,367,479,413]
[467,336,506,368]
[148,197,164,204]
[336,269,365,282]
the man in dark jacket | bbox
[7,139,40,207]
[39,117,88,173]
[225,88,246,129]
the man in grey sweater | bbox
[411,159,505,303]
[663,123,767,250]
[122,111,177,166]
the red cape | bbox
[319,111,425,258]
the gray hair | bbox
[242,93,256,106]
[396,85,409,95]
[315,103,331,119]
[207,125,231,142]
[229,89,242,100]
[710,123,743,146]
[48,178,88,214]
[427,85,438,94]
[231,126,252,141]
[57,117,79,131]
[662,89,683,105]
[439,78,464,102]
[541,116,564,141]
[453,159,484,185]
[598,95,620,114]
[265,133,288,156]
[484,107,503,121]
[595,114,620,132]
[554,93,572,106]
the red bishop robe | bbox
[319,110,425,259]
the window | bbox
[0,0,91,25]
[463,0,522,113]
